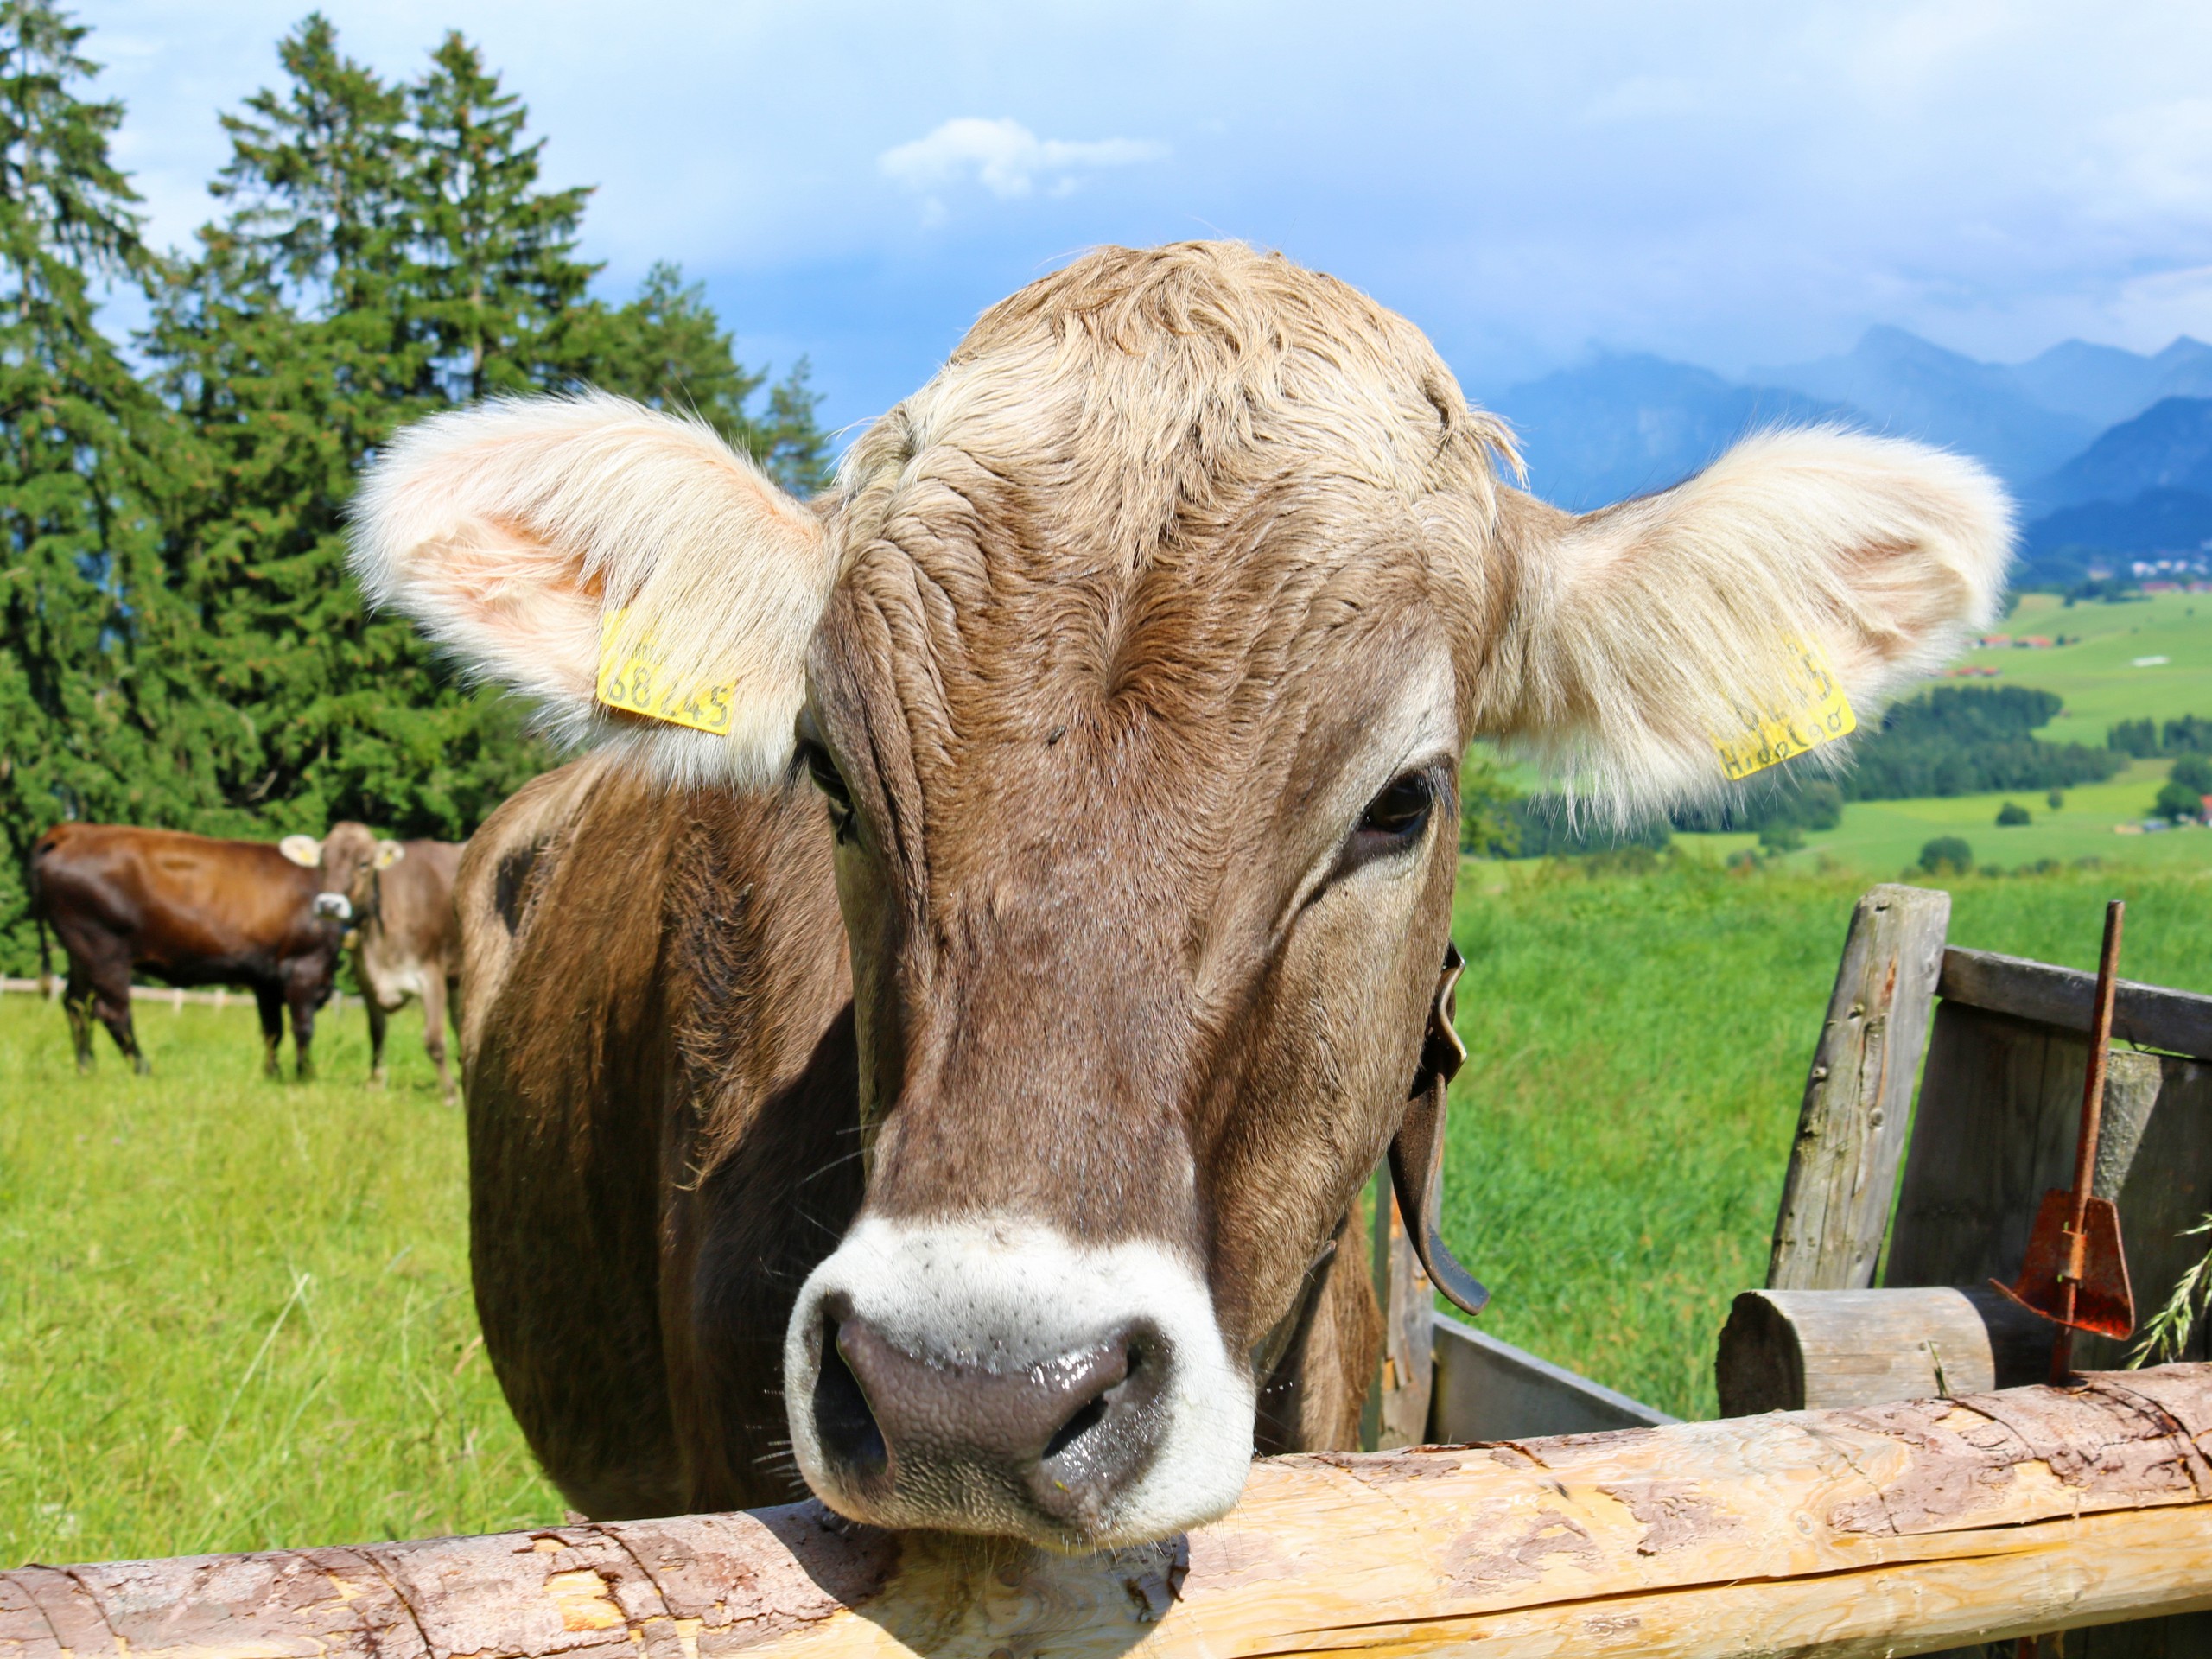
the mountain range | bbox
[1480,330,2212,583]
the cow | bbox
[351,242,2009,1551]
[29,822,342,1077]
[277,823,466,1103]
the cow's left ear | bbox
[374,841,405,869]
[279,836,321,868]
[350,392,836,787]
[1466,428,2012,813]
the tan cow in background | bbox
[282,823,464,1102]
[352,242,2011,1549]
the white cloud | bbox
[879,118,1166,204]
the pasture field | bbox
[5,855,2209,1564]
[1443,855,2212,1419]
[1679,758,2212,875]
[0,997,563,1567]
[1959,589,2212,747]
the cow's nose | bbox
[313,892,352,920]
[811,1299,1171,1535]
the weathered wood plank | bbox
[1891,995,2212,1659]
[1431,1312,1676,1439]
[1768,883,1952,1290]
[9,1365,2211,1659]
[1367,1174,1433,1447]
[1715,1286,2054,1414]
[1888,1001,2212,1372]
[1938,946,2212,1061]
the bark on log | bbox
[7,1365,2212,1659]
[1716,1286,2057,1415]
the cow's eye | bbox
[1336,771,1436,875]
[798,740,857,844]
[1360,772,1433,839]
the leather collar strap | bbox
[1387,941,1489,1318]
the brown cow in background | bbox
[282,823,464,1102]
[30,823,341,1077]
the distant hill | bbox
[1475,330,2212,527]
[1483,353,1857,511]
[2020,486,2212,560]
[1756,326,2095,485]
[2028,397,2212,512]
[2012,337,2212,428]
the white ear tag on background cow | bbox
[374,841,405,868]
[1712,638,1857,782]
[594,607,740,737]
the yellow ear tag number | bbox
[594,609,738,737]
[1713,639,1857,782]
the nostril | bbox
[1043,1391,1109,1459]
[813,1319,887,1484]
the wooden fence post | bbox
[1365,1170,1434,1447]
[1767,883,1950,1291]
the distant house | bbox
[1977,633,2012,648]
[2018,635,2054,647]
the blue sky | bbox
[86,0,2212,437]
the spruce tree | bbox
[409,32,593,403]
[0,0,219,970]
[138,14,835,849]
[147,15,547,840]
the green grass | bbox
[0,995,562,1566]
[1679,757,2212,877]
[1439,854,2212,1421]
[8,848,2211,1563]
[1955,589,2212,747]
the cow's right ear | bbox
[279,836,321,868]
[349,392,837,787]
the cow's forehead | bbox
[811,245,1510,769]
[830,242,1510,575]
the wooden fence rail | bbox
[6,1363,2210,1659]
[0,979,361,1011]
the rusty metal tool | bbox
[1992,899,2136,1381]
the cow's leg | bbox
[285,972,317,1081]
[1253,1205,1384,1454]
[62,963,95,1074]
[364,995,390,1089]
[85,948,146,1075]
[419,974,457,1105]
[252,984,284,1078]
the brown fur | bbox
[307,824,466,1101]
[392,244,2011,1537]
[30,823,340,1077]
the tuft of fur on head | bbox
[350,392,834,789]
[1476,427,2013,823]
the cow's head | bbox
[352,244,2008,1550]
[282,823,404,925]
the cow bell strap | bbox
[1388,940,1490,1319]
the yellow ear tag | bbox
[1712,638,1857,782]
[594,608,738,737]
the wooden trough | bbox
[6,1363,2210,1659]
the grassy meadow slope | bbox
[1963,590,2212,747]
[1675,589,2212,874]
[0,998,563,1566]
